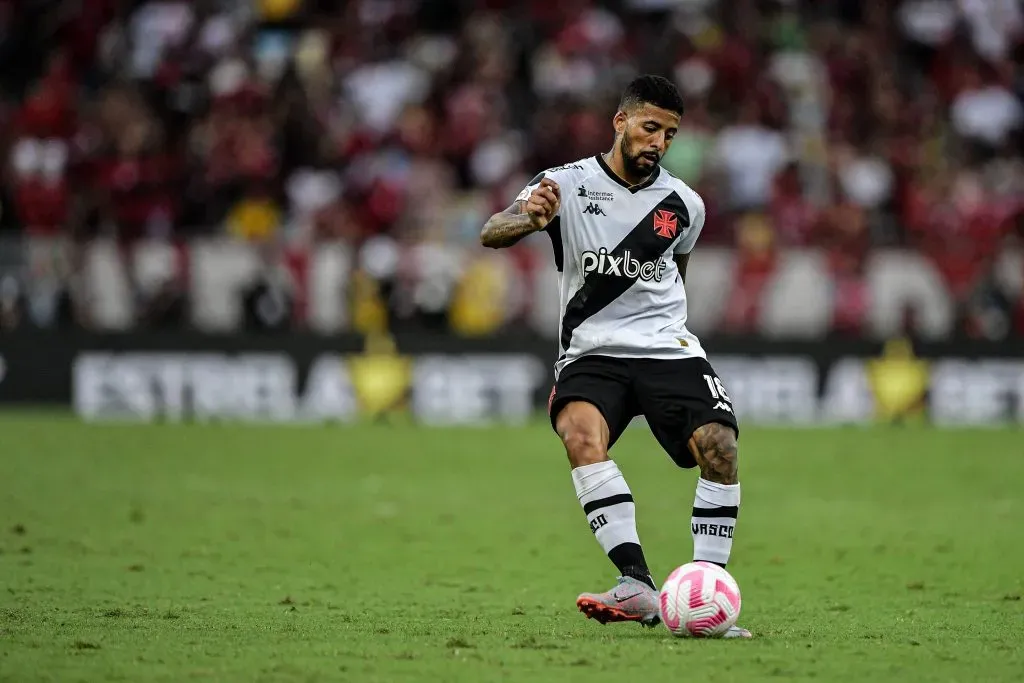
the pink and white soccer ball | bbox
[659,561,741,638]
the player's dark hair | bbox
[618,75,684,117]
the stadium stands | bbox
[0,0,1021,338]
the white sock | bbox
[571,460,651,582]
[691,478,740,567]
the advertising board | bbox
[2,332,1022,427]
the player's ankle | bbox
[621,566,656,590]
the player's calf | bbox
[556,401,656,591]
[687,422,741,567]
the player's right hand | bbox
[526,178,560,230]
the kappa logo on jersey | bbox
[582,202,606,216]
[653,209,679,238]
[581,248,668,282]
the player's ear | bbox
[613,110,628,136]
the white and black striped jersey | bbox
[516,155,708,377]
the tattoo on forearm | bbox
[480,201,538,248]
[690,423,739,484]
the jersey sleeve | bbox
[514,172,551,208]
[673,191,706,254]
[513,165,585,218]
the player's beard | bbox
[619,133,659,180]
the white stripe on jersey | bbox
[517,155,708,377]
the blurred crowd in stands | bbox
[0,0,1022,338]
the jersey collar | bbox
[595,153,661,194]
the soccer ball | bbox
[659,561,741,638]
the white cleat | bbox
[576,576,661,627]
[722,625,752,639]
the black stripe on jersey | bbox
[559,191,691,354]
[526,171,563,271]
[582,493,634,515]
[692,506,739,519]
[545,217,564,272]
[521,171,563,271]
[594,154,661,194]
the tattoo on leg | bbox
[690,423,739,484]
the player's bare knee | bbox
[689,422,739,484]
[555,404,609,467]
[560,429,607,466]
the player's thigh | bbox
[632,357,739,468]
[549,356,637,453]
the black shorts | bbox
[547,355,739,469]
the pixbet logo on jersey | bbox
[581,248,668,282]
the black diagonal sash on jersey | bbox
[559,191,691,355]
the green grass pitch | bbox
[1,414,1022,682]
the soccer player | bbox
[480,75,750,638]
